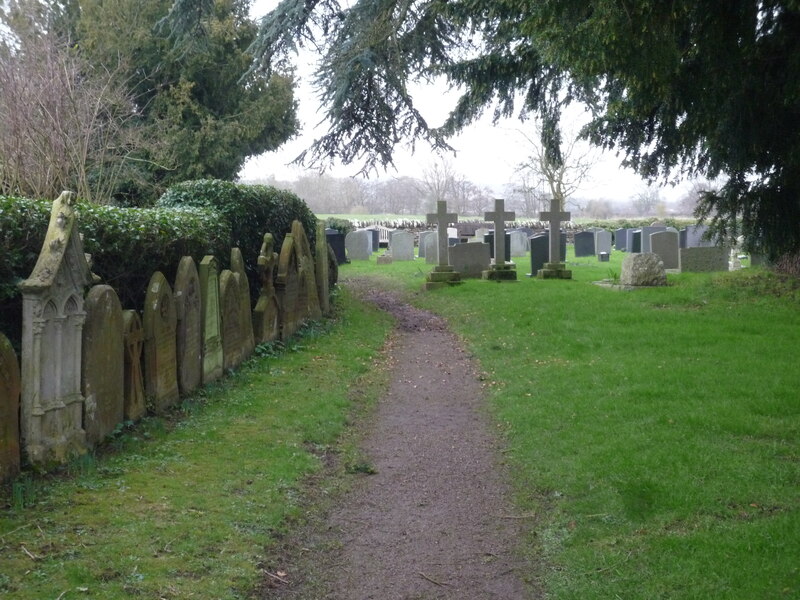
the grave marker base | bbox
[537,262,573,279]
[482,263,518,281]
[423,266,463,290]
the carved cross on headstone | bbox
[427,200,458,267]
[485,199,515,265]
[540,197,571,264]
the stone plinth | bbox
[482,263,518,281]
[423,266,463,290]
[538,262,573,279]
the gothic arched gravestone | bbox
[143,272,179,412]
[174,257,203,395]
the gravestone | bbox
[345,230,372,260]
[538,196,572,279]
[630,230,642,253]
[650,230,680,270]
[620,253,667,286]
[509,230,529,257]
[424,233,439,264]
[143,271,179,412]
[325,229,347,264]
[640,226,667,253]
[574,231,596,257]
[474,228,491,244]
[315,222,331,316]
[483,199,517,280]
[81,285,124,446]
[681,224,713,248]
[483,232,511,262]
[19,191,92,465]
[424,200,462,289]
[449,243,491,278]
[231,248,256,359]
[679,246,728,272]
[199,256,224,384]
[514,226,534,238]
[614,228,628,251]
[528,232,567,277]
[595,230,612,256]
[391,231,415,261]
[219,269,245,370]
[122,310,146,421]
[365,228,380,252]
[291,220,322,323]
[598,252,610,262]
[0,332,21,482]
[173,257,203,395]
[417,231,435,258]
[254,234,280,342]
[275,233,301,339]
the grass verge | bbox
[347,249,800,599]
[0,287,393,599]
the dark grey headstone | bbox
[614,228,628,251]
[631,230,642,253]
[529,232,566,275]
[326,230,347,265]
[640,226,667,253]
[574,231,596,257]
[484,232,511,262]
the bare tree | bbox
[631,185,662,217]
[420,158,458,211]
[0,4,148,203]
[513,122,596,214]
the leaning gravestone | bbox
[345,230,372,260]
[574,231,596,257]
[19,191,92,465]
[315,223,332,316]
[231,248,256,359]
[509,230,529,257]
[199,256,224,384]
[122,310,146,421]
[391,230,415,261]
[595,230,613,256]
[219,269,245,370]
[275,232,301,340]
[143,271,180,412]
[650,230,680,270]
[173,257,203,395]
[1,332,21,482]
[254,234,280,343]
[449,243,490,278]
[82,285,124,446]
[620,253,667,286]
[291,220,323,323]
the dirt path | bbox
[260,284,538,599]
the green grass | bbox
[346,249,800,599]
[0,289,393,599]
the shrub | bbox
[156,180,318,302]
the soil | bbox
[258,280,539,599]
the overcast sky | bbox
[240,1,693,204]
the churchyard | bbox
[1,216,798,598]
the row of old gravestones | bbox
[0,192,333,481]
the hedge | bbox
[156,180,318,303]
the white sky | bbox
[240,0,693,204]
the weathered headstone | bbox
[122,310,146,421]
[230,248,256,359]
[509,230,529,257]
[528,232,567,277]
[199,256,224,384]
[0,332,21,482]
[538,198,572,279]
[219,269,245,370]
[424,233,438,264]
[19,191,92,465]
[254,234,281,342]
[679,246,728,272]
[574,231,596,257]
[483,199,517,281]
[391,230,415,261]
[650,230,680,270]
[81,285,124,446]
[595,230,612,256]
[315,223,332,316]
[345,230,372,260]
[418,231,435,258]
[424,201,462,289]
[449,243,491,278]
[173,257,203,395]
[325,228,347,264]
[143,272,179,412]
[620,253,667,286]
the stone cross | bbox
[485,199,515,265]
[540,197,570,264]
[426,200,458,267]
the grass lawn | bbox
[0,289,393,599]
[343,249,800,599]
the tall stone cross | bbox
[427,200,458,267]
[485,198,515,265]
[540,197,570,264]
